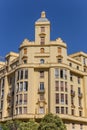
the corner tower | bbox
[35,11,50,45]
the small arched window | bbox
[58,47,62,54]
[40,59,44,64]
[24,48,27,54]
[40,48,44,53]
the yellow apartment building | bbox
[0,11,87,130]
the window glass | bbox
[56,93,59,104]
[39,107,44,114]
[40,59,44,64]
[55,69,59,78]
[40,82,44,90]
[55,81,59,91]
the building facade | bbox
[0,11,87,130]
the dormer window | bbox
[41,27,45,32]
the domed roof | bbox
[36,11,49,22]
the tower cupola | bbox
[35,11,50,45]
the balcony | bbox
[71,90,75,97]
[38,88,45,94]
[78,106,83,109]
[78,93,83,98]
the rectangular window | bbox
[71,97,74,105]
[0,112,2,118]
[24,94,27,104]
[40,82,44,90]
[72,123,75,129]
[65,82,67,92]
[61,94,64,104]
[65,94,68,105]
[19,82,23,91]
[19,94,22,104]
[20,70,23,79]
[55,69,59,78]
[80,124,83,130]
[78,87,81,94]
[25,70,28,79]
[16,95,18,105]
[66,107,68,114]
[64,70,67,79]
[61,107,64,114]
[40,37,45,45]
[1,78,5,88]
[24,107,27,114]
[1,90,4,99]
[24,81,28,91]
[1,101,3,109]
[39,107,44,114]
[19,107,22,114]
[60,81,64,91]
[71,109,74,115]
[40,71,44,78]
[70,73,73,81]
[79,111,82,117]
[55,81,59,91]
[60,69,63,78]
[56,93,59,104]
[16,108,18,115]
[78,98,81,107]
[56,107,59,113]
[17,71,19,80]
[78,77,80,84]
[16,83,19,92]
[41,27,45,32]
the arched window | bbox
[40,48,44,53]
[40,59,44,64]
[24,48,27,54]
[58,47,62,54]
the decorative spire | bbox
[41,11,46,18]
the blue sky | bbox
[0,0,87,57]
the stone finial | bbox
[41,11,46,18]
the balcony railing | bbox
[78,93,83,98]
[38,88,45,93]
[71,90,75,97]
